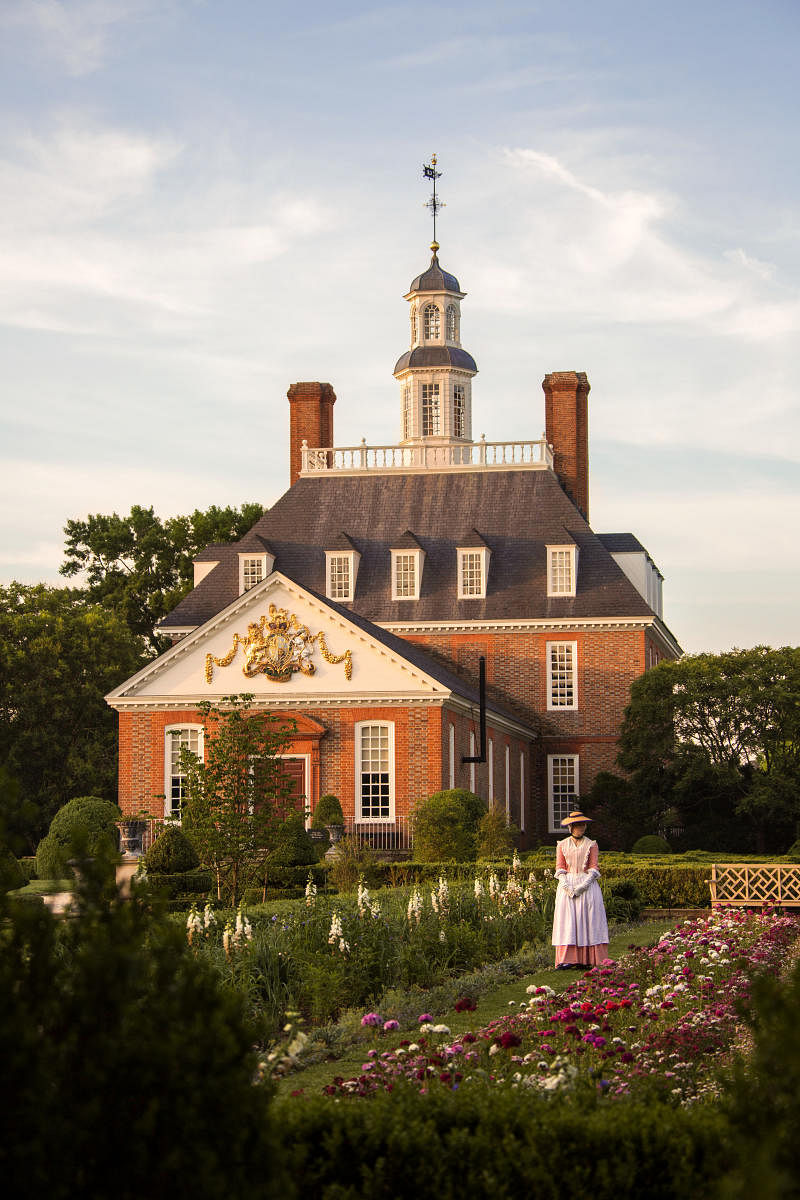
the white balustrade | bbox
[300,436,553,475]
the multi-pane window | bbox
[165,727,203,819]
[402,386,411,440]
[241,556,265,591]
[422,383,440,435]
[423,304,440,339]
[358,723,392,819]
[453,384,465,437]
[446,304,457,341]
[549,754,579,831]
[459,549,484,598]
[547,641,577,709]
[394,552,416,598]
[519,751,526,832]
[505,744,511,820]
[488,738,494,803]
[449,723,455,789]
[469,731,476,793]
[328,554,352,600]
[411,308,417,344]
[548,547,576,596]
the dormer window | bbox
[446,304,457,342]
[325,544,360,602]
[547,544,578,597]
[238,553,273,594]
[423,304,440,340]
[457,545,490,599]
[391,549,423,600]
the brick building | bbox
[107,239,680,846]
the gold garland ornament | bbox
[205,604,352,685]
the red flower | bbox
[499,1032,522,1049]
[455,996,477,1012]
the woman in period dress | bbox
[552,810,609,969]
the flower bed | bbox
[323,909,799,1101]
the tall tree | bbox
[617,646,800,850]
[0,584,145,843]
[180,696,297,905]
[60,502,264,653]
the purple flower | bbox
[361,1012,381,1027]
[383,1019,400,1032]
[418,1013,433,1023]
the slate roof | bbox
[408,255,461,294]
[597,533,646,554]
[393,346,478,374]
[161,467,668,631]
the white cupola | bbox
[393,240,478,446]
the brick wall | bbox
[288,382,336,486]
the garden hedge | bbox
[277,1086,727,1200]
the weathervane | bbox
[422,153,445,252]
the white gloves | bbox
[571,869,599,898]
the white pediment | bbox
[106,573,451,708]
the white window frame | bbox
[488,737,494,804]
[519,750,526,832]
[354,721,395,822]
[402,385,411,439]
[505,744,510,820]
[164,725,204,821]
[446,304,457,342]
[423,303,440,340]
[547,545,578,597]
[421,382,440,435]
[238,553,272,595]
[548,754,579,834]
[457,547,489,599]
[391,548,423,600]
[453,384,466,438]
[448,722,455,789]
[326,550,359,601]
[547,640,578,710]
[469,731,476,793]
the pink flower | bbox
[361,1012,381,1027]
[418,1013,433,1023]
[383,1019,400,1032]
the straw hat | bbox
[560,810,592,828]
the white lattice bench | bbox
[709,863,800,908]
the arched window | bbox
[446,304,457,341]
[423,304,440,340]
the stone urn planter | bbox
[118,819,148,857]
[326,823,345,845]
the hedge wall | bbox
[277,1086,727,1200]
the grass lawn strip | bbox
[274,919,673,1097]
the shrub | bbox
[269,812,317,868]
[35,832,70,881]
[477,803,518,858]
[48,796,121,858]
[604,877,643,922]
[632,834,672,855]
[784,839,800,862]
[145,825,199,874]
[0,847,26,892]
[143,870,213,900]
[412,789,486,862]
[327,836,378,892]
[311,794,344,828]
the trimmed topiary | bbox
[477,804,518,859]
[145,825,200,874]
[632,834,672,855]
[269,811,317,868]
[311,794,345,829]
[412,789,487,863]
[0,846,26,892]
[35,832,70,880]
[48,795,121,857]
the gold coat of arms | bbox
[205,604,352,684]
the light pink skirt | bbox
[554,943,610,967]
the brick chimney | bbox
[542,371,590,520]
[288,382,336,486]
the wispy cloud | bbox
[3,0,152,75]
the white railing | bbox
[349,816,413,853]
[301,436,554,475]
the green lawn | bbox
[274,918,674,1098]
[12,878,73,895]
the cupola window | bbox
[423,304,440,340]
[421,383,440,435]
[453,384,465,438]
[411,308,417,344]
[446,304,457,341]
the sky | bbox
[0,0,798,654]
